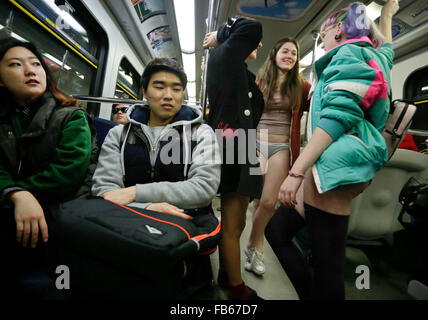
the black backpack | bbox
[47,198,221,299]
[398,177,428,227]
[389,177,428,281]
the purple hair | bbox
[321,2,384,48]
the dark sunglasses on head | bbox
[113,107,128,114]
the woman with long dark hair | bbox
[244,37,311,276]
[0,38,95,295]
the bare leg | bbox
[250,152,266,224]
[219,192,250,286]
[247,149,289,252]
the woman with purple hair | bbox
[265,0,399,300]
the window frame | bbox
[8,0,108,116]
[115,56,142,100]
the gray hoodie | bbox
[91,104,221,210]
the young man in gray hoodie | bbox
[92,58,221,219]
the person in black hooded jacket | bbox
[203,16,264,300]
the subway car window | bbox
[22,0,98,58]
[0,0,107,112]
[115,57,141,99]
[0,2,13,38]
[404,65,428,150]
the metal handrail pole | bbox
[408,129,428,137]
[71,95,146,105]
[201,0,217,120]
[303,32,320,147]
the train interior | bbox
[1,0,428,300]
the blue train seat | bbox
[90,116,118,151]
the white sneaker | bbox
[244,247,265,276]
[244,248,252,271]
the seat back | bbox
[90,116,118,152]
[348,149,428,241]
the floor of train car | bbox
[198,197,414,300]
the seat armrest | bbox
[386,149,428,172]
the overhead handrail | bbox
[407,129,428,137]
[71,95,145,105]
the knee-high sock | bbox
[304,203,349,300]
[265,205,312,300]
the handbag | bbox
[382,99,417,160]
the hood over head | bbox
[126,103,203,128]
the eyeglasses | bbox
[112,107,128,114]
[320,24,337,41]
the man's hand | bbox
[10,190,48,248]
[146,202,192,220]
[102,186,136,206]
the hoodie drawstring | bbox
[183,124,190,178]
[121,123,132,179]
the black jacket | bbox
[206,17,264,131]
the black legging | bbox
[265,203,349,300]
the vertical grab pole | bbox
[202,0,217,121]
[303,31,320,147]
[309,31,320,85]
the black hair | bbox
[0,37,77,113]
[140,58,187,93]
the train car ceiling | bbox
[194,0,428,103]
[104,0,198,102]
[103,0,183,63]
[238,0,315,20]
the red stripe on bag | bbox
[199,247,217,255]
[107,200,191,240]
[193,220,221,242]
